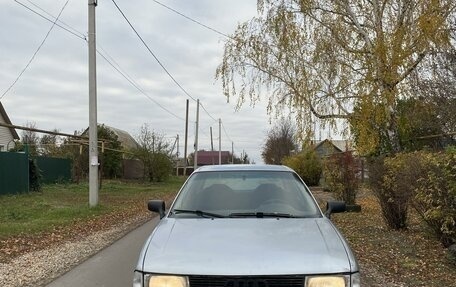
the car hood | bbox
[139,217,357,276]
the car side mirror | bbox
[325,201,346,219]
[148,200,166,219]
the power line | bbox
[151,0,231,39]
[13,0,86,40]
[221,122,233,142]
[12,0,185,122]
[199,102,218,122]
[111,0,198,102]
[97,51,185,121]
[24,0,87,40]
[14,0,237,152]
[110,0,220,123]
[1,0,70,100]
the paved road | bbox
[46,217,160,287]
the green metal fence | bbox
[0,153,72,195]
[0,152,29,195]
[35,156,72,184]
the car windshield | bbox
[171,170,321,218]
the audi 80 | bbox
[134,164,360,287]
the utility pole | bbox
[176,134,179,176]
[232,141,234,164]
[194,99,199,170]
[176,134,180,160]
[88,0,98,207]
[184,99,189,175]
[218,118,221,165]
[210,127,214,151]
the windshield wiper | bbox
[172,209,226,218]
[229,212,297,218]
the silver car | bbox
[134,165,360,287]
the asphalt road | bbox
[46,216,160,287]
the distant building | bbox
[197,151,231,166]
[105,125,139,151]
[0,101,19,151]
[83,124,139,151]
[312,139,353,158]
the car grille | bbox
[188,275,305,287]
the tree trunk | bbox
[386,105,402,154]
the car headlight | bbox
[145,275,189,287]
[305,275,348,287]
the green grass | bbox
[0,177,185,240]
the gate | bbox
[0,152,29,195]
[35,156,72,184]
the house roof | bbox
[311,138,358,158]
[105,126,139,150]
[312,139,353,152]
[83,124,139,150]
[0,101,19,140]
[314,139,342,152]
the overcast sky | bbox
[0,0,285,163]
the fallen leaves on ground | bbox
[325,188,456,287]
[0,188,177,263]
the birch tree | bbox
[217,0,455,155]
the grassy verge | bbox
[331,189,456,287]
[0,177,185,261]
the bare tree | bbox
[21,121,40,156]
[262,118,298,164]
[39,129,61,156]
[135,124,172,182]
[410,42,456,141]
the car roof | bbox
[194,164,294,173]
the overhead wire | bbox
[151,0,233,123]
[97,52,185,121]
[13,0,244,156]
[24,0,87,40]
[110,0,220,123]
[221,122,233,143]
[14,0,86,40]
[151,0,231,39]
[1,0,70,100]
[150,0,235,124]
[12,0,185,121]
[110,0,197,102]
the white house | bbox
[0,101,19,151]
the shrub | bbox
[413,149,456,247]
[283,149,322,186]
[148,152,172,182]
[29,158,42,192]
[368,153,425,229]
[323,152,359,205]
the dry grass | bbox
[0,178,185,263]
